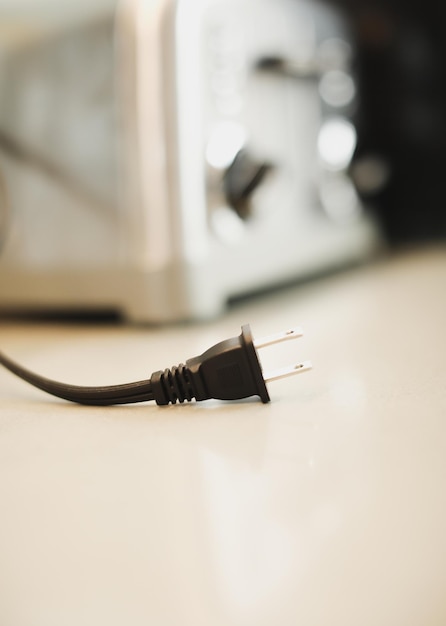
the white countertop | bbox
[0,245,445,626]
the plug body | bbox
[189,324,269,403]
[150,325,268,405]
[149,324,314,406]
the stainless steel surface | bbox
[0,246,445,625]
[0,0,380,322]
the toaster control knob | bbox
[223,149,271,220]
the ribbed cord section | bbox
[156,364,196,404]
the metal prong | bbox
[264,361,312,384]
[254,327,304,350]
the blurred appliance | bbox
[0,0,380,322]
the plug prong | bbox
[264,360,312,384]
[254,327,304,350]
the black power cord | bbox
[0,324,311,406]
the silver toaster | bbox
[0,0,380,322]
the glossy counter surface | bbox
[0,246,445,625]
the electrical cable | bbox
[0,324,311,406]
[0,350,154,405]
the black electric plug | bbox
[0,324,311,406]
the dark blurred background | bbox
[331,0,446,242]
